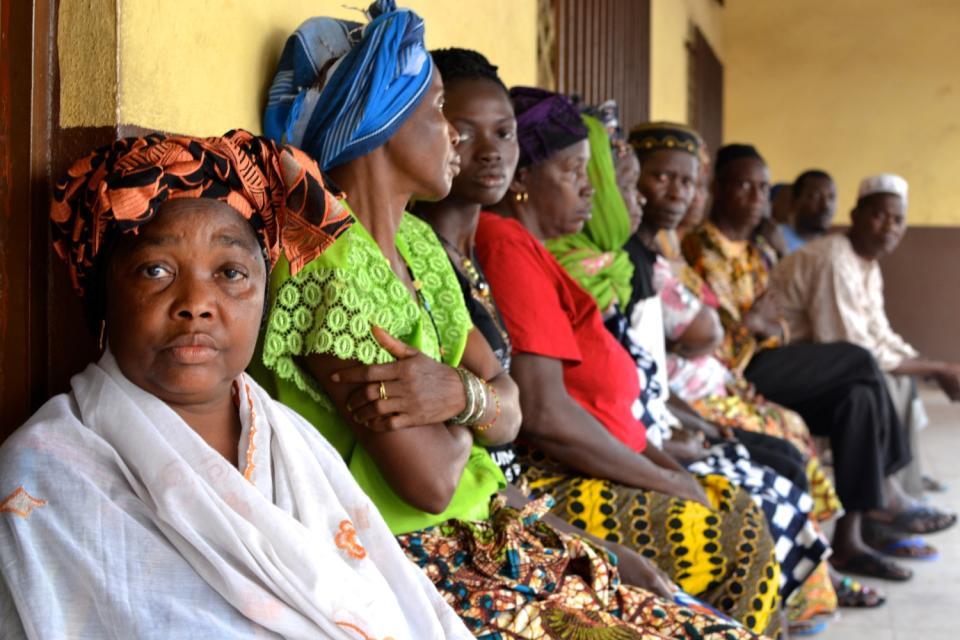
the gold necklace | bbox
[438,235,490,298]
[438,234,512,352]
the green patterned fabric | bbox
[259,208,505,534]
[545,115,634,312]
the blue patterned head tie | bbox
[263,0,434,171]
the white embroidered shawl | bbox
[0,352,472,639]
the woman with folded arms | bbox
[258,4,766,638]
[469,85,782,637]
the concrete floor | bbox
[820,386,960,640]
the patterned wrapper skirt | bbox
[685,442,831,599]
[397,495,771,640]
[517,452,782,638]
[690,393,843,522]
[689,395,841,627]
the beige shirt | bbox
[771,233,917,370]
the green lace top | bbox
[260,210,505,534]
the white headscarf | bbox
[0,351,471,639]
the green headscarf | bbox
[546,114,634,312]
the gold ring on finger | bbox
[379,381,388,401]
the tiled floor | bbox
[820,386,960,640]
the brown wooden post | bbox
[688,26,723,156]
[547,0,651,128]
[1,0,111,440]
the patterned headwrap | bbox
[510,87,589,169]
[263,0,433,171]
[628,121,703,158]
[51,129,351,299]
[547,115,634,312]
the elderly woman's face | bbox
[523,139,593,239]
[681,161,712,230]
[386,68,461,200]
[614,151,644,234]
[105,199,267,406]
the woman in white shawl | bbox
[0,130,473,640]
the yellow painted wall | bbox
[57,1,537,132]
[111,0,537,136]
[724,0,960,226]
[649,0,723,123]
[58,0,117,127]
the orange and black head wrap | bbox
[51,129,352,323]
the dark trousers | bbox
[744,341,910,512]
[733,429,809,493]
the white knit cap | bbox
[857,173,908,203]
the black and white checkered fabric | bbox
[607,307,831,599]
[687,442,831,598]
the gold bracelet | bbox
[449,367,480,425]
[472,379,501,434]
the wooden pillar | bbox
[0,0,111,440]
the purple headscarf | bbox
[510,87,588,169]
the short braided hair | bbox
[430,47,507,93]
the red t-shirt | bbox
[474,213,646,452]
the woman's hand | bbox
[662,429,709,464]
[668,398,737,442]
[664,469,711,508]
[672,307,724,359]
[607,542,676,599]
[537,508,675,599]
[691,419,738,442]
[330,326,466,430]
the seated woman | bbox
[555,116,837,631]
[0,131,473,639]
[638,129,842,526]
[630,126,891,611]
[414,51,721,609]
[412,47,522,484]
[259,6,763,639]
[547,108,830,606]
[473,86,782,637]
[536,105,833,635]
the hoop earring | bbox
[514,191,528,203]
[99,320,107,352]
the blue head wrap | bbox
[263,0,434,171]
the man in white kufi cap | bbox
[857,173,908,203]
[771,173,960,511]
